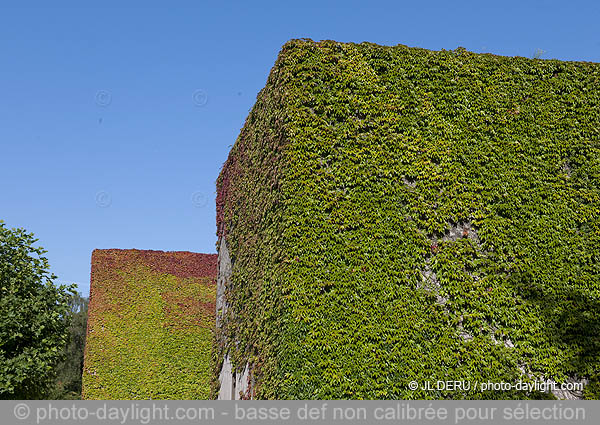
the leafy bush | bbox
[50,293,88,400]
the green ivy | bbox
[215,39,600,399]
[83,250,216,399]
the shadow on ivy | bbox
[509,270,600,399]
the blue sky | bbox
[1,1,598,297]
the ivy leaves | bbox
[216,39,600,399]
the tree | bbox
[50,293,88,399]
[0,220,75,399]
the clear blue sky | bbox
[1,1,598,297]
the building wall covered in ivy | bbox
[214,39,600,399]
[83,249,217,399]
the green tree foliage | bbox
[0,220,75,399]
[50,293,88,400]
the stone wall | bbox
[215,238,253,400]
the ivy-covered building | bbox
[215,39,600,399]
[83,249,217,399]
